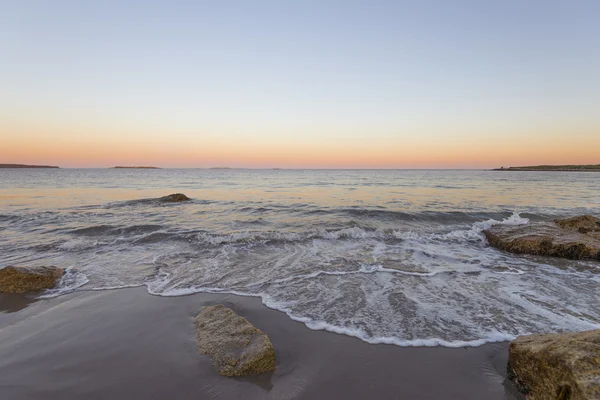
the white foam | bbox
[492,268,526,275]
[38,268,90,298]
[28,210,600,349]
[358,263,437,276]
[280,312,515,348]
[194,227,389,245]
[90,284,145,291]
[246,264,437,287]
[142,282,518,348]
[473,211,529,233]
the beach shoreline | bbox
[0,287,522,399]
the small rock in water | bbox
[195,305,276,377]
[159,193,190,202]
[507,329,600,400]
[483,215,600,261]
[0,265,64,293]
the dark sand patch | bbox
[0,288,523,399]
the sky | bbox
[1,0,599,168]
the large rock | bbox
[507,329,600,399]
[0,266,64,293]
[159,193,190,202]
[484,215,600,260]
[195,305,276,377]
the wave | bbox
[27,211,600,350]
[270,306,516,348]
[69,225,115,236]
[131,231,189,244]
[50,212,530,252]
[265,264,438,286]
[58,238,109,251]
[0,214,20,223]
[192,227,395,246]
[193,212,528,246]
[103,197,215,208]
[38,268,90,298]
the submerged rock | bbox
[508,329,600,400]
[195,305,276,377]
[0,266,64,293]
[159,193,190,202]
[483,216,600,261]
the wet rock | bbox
[507,329,600,400]
[195,305,276,377]
[555,215,600,240]
[159,193,190,202]
[484,216,600,261]
[0,266,64,293]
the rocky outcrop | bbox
[484,215,600,261]
[159,193,190,202]
[195,305,276,377]
[0,266,64,293]
[507,329,600,400]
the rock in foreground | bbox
[195,305,276,377]
[508,329,600,400]
[159,193,190,202]
[484,215,600,260]
[0,266,64,293]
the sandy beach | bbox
[0,288,523,399]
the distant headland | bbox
[493,164,600,172]
[0,164,59,169]
[112,166,161,169]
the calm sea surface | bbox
[1,169,599,346]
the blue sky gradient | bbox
[1,1,599,167]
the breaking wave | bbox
[39,211,600,347]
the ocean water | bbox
[1,168,599,347]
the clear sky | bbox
[1,0,599,168]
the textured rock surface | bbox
[0,266,64,293]
[159,193,190,202]
[195,305,276,377]
[484,216,600,261]
[555,215,600,240]
[508,329,600,400]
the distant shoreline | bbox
[112,166,161,169]
[0,164,59,169]
[493,164,600,172]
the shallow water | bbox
[1,169,599,346]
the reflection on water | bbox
[1,169,598,214]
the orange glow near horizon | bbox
[2,120,599,169]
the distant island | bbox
[493,164,600,172]
[113,166,161,169]
[0,163,59,169]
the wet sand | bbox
[0,288,523,399]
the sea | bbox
[1,168,599,347]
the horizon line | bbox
[2,165,500,171]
